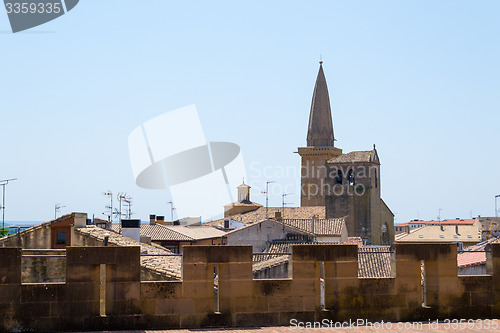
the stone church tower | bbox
[297,62,342,207]
[297,62,394,245]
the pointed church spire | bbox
[307,61,335,147]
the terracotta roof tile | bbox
[111,223,194,242]
[208,206,326,225]
[76,226,182,279]
[328,151,375,163]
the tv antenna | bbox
[54,203,66,219]
[281,193,293,218]
[262,181,275,219]
[0,178,17,230]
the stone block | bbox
[325,261,358,278]
[459,276,493,292]
[107,282,140,301]
[292,244,357,262]
[182,281,213,299]
[182,263,212,282]
[358,277,396,295]
[254,279,293,297]
[66,264,100,283]
[49,300,93,317]
[219,280,253,298]
[268,296,303,312]
[292,262,318,279]
[183,245,252,264]
[107,264,141,283]
[396,243,456,261]
[0,267,21,285]
[235,312,280,327]
[218,262,252,280]
[0,284,20,303]
[278,310,316,326]
[21,283,65,302]
[291,279,318,297]
[0,248,21,269]
[65,281,98,302]
[141,281,182,299]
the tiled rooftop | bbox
[76,226,182,279]
[111,223,194,242]
[282,218,345,236]
[327,150,375,164]
[207,206,326,226]
[252,240,391,278]
[110,223,226,241]
[395,224,481,243]
[457,237,500,268]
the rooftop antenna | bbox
[167,201,176,222]
[54,203,66,219]
[102,191,113,222]
[0,178,17,231]
[281,193,293,218]
[438,208,443,222]
[262,181,275,219]
[117,192,127,221]
[122,195,133,219]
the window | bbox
[467,235,472,238]
[336,170,343,184]
[439,235,444,238]
[419,235,423,238]
[348,169,355,186]
[375,170,378,188]
[56,232,67,245]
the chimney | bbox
[275,211,282,221]
[157,216,165,225]
[224,219,230,229]
[121,219,141,242]
[150,214,156,225]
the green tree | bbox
[0,228,11,237]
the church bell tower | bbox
[297,62,342,206]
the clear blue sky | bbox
[1,1,499,223]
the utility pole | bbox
[262,181,275,219]
[495,195,500,219]
[0,178,17,230]
[438,208,443,222]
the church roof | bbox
[307,62,335,147]
[328,150,378,164]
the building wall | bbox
[325,162,394,245]
[226,220,311,252]
[298,148,342,207]
[0,213,87,249]
[1,243,499,332]
[21,249,66,283]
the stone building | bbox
[297,62,394,245]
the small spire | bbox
[242,177,245,184]
[373,144,376,150]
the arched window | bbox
[375,170,378,188]
[336,170,343,184]
[348,169,355,186]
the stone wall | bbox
[21,249,66,283]
[0,243,499,332]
